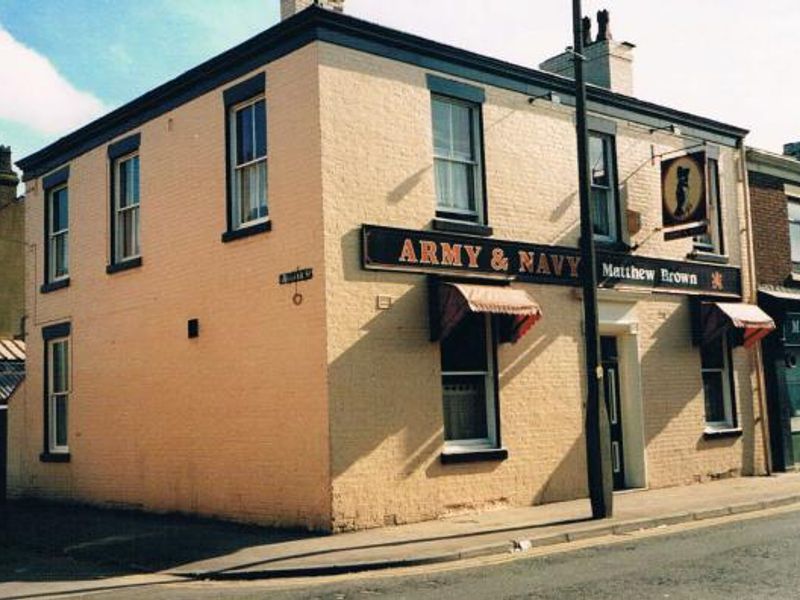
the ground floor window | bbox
[47,336,70,453]
[440,312,498,449]
[701,334,736,429]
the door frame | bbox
[598,297,648,489]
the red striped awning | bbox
[702,302,775,348]
[439,283,542,344]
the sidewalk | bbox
[3,473,800,586]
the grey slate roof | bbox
[0,339,25,405]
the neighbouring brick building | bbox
[8,3,774,531]
[0,146,24,339]
[748,145,800,471]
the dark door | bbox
[601,336,625,490]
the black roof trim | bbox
[18,6,748,179]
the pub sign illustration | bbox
[661,151,708,240]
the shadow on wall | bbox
[331,228,579,510]
[638,301,756,481]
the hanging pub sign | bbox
[661,151,708,241]
[362,224,741,297]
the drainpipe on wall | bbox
[739,138,772,475]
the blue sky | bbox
[1,0,798,182]
[0,0,279,168]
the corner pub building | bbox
[9,1,775,531]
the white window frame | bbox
[113,152,141,262]
[47,184,69,282]
[229,96,268,230]
[694,158,725,255]
[441,315,498,452]
[701,335,735,431]
[431,94,485,223]
[788,195,800,273]
[589,132,618,243]
[47,336,70,454]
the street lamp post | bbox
[572,0,613,519]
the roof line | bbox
[17,6,748,179]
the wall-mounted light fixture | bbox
[528,91,561,105]
[649,123,682,136]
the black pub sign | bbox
[362,224,741,297]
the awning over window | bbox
[702,302,776,348]
[438,282,542,344]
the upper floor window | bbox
[589,133,619,243]
[701,334,736,430]
[230,97,267,229]
[693,158,725,255]
[431,95,484,223]
[788,196,800,273]
[222,73,268,243]
[113,154,140,262]
[48,185,69,282]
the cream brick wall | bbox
[318,43,763,530]
[9,45,332,530]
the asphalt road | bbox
[4,508,800,599]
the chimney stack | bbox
[0,146,19,207]
[784,142,800,161]
[280,0,343,20]
[539,9,635,96]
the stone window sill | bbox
[221,220,271,243]
[106,256,142,274]
[440,448,508,464]
[40,452,71,463]
[688,251,729,265]
[703,427,742,440]
[432,218,493,237]
[40,278,70,294]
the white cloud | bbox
[0,26,107,136]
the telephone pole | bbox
[572,0,613,519]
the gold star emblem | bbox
[711,271,724,291]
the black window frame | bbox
[693,146,725,256]
[107,133,143,274]
[41,166,71,294]
[40,321,71,463]
[700,331,738,431]
[588,129,622,245]
[426,74,490,236]
[221,72,270,243]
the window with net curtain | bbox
[114,154,140,261]
[48,185,69,282]
[230,97,267,229]
[700,334,735,429]
[48,337,70,453]
[589,132,618,242]
[789,197,800,273]
[432,95,484,223]
[440,312,497,448]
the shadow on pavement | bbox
[0,499,316,583]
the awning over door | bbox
[702,302,776,348]
[438,282,542,343]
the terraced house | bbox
[8,1,775,531]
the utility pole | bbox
[572,0,613,519]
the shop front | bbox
[360,224,772,500]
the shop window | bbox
[112,153,141,263]
[700,334,736,430]
[693,158,725,255]
[788,196,800,273]
[42,322,71,460]
[440,312,498,449]
[431,95,485,224]
[589,133,619,243]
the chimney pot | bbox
[784,142,800,161]
[281,0,343,20]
